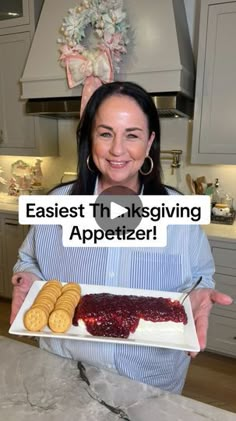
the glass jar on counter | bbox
[221,193,234,210]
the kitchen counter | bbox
[1,336,235,421]
[0,194,18,214]
[0,201,18,214]
[202,222,236,243]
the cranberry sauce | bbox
[73,293,187,339]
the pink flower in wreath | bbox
[60,43,84,60]
[103,32,127,57]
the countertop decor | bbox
[0,336,235,421]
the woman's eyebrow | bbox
[97,124,113,131]
[126,127,143,132]
[96,125,143,132]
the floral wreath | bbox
[58,0,130,114]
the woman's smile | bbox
[107,160,131,169]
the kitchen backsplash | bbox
[1,118,236,205]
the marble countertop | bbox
[202,222,236,243]
[1,336,235,421]
[0,202,18,214]
[0,194,18,214]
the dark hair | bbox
[71,81,167,195]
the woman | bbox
[10,81,232,394]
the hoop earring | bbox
[139,156,153,176]
[87,155,95,173]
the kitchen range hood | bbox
[21,0,195,118]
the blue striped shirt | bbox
[14,184,215,394]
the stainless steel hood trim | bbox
[25,93,193,119]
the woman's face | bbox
[91,95,155,191]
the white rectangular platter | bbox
[9,281,200,352]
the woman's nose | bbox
[109,136,125,156]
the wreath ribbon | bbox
[60,47,114,115]
[58,1,129,116]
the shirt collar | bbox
[94,178,143,195]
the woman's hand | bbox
[10,272,39,324]
[189,288,233,358]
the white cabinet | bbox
[0,0,43,35]
[191,0,236,164]
[0,1,58,156]
[0,212,28,298]
[207,240,236,357]
[0,31,58,156]
[0,0,30,30]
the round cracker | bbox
[62,283,81,294]
[54,301,74,315]
[44,279,62,288]
[60,291,80,306]
[48,309,72,333]
[24,307,48,331]
[41,284,62,298]
[33,298,54,313]
[36,290,59,303]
